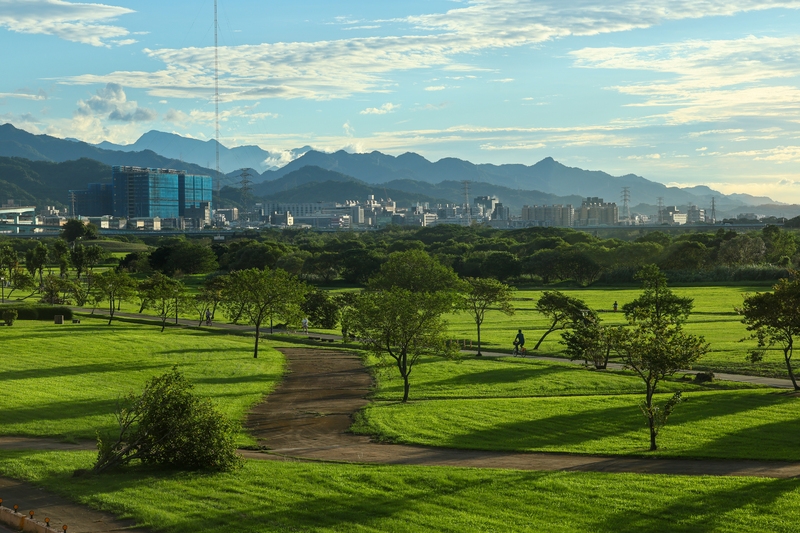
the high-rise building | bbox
[577,197,618,226]
[112,166,212,219]
[69,183,113,217]
[521,204,574,227]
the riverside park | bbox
[3,262,800,533]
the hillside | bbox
[0,157,111,208]
[0,123,221,179]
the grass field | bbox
[0,318,283,445]
[445,285,791,378]
[2,450,800,533]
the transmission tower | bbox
[621,187,631,224]
[462,180,471,224]
[657,197,664,225]
[69,191,76,218]
[214,0,221,196]
[239,169,253,221]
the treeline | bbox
[2,223,798,288]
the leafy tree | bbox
[369,249,461,293]
[561,313,614,369]
[0,244,20,281]
[94,270,138,325]
[50,240,71,278]
[615,264,708,451]
[4,269,34,301]
[25,242,48,285]
[762,225,797,265]
[139,272,188,332]
[739,273,800,390]
[60,219,87,242]
[532,291,590,350]
[221,268,307,357]
[149,241,218,275]
[93,367,240,474]
[481,251,522,281]
[70,243,89,280]
[347,288,457,402]
[302,288,340,329]
[718,234,766,266]
[303,252,341,283]
[340,248,385,284]
[40,274,69,305]
[460,277,515,356]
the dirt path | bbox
[246,347,800,478]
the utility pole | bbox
[69,191,76,218]
[240,169,253,222]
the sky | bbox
[2,0,800,201]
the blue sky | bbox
[2,1,800,201]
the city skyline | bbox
[2,1,800,201]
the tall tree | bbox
[615,264,708,451]
[532,291,590,350]
[739,273,800,390]
[50,240,71,278]
[369,249,461,293]
[94,270,138,325]
[25,242,49,286]
[348,288,457,402]
[221,268,307,358]
[460,277,515,356]
[139,273,187,332]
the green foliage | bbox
[739,273,800,389]
[459,277,515,355]
[616,264,709,450]
[302,288,339,329]
[2,308,17,326]
[94,367,241,473]
[349,288,459,402]
[149,240,218,275]
[561,315,613,369]
[1,305,73,320]
[221,268,307,357]
[533,291,590,350]
[138,272,188,332]
[60,219,89,243]
[369,249,461,293]
[93,270,138,325]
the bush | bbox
[2,309,17,326]
[694,371,715,383]
[94,367,241,474]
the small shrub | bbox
[694,371,715,383]
[2,309,17,326]
[0,306,73,321]
[94,367,241,474]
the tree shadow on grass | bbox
[596,477,798,533]
[685,417,800,462]
[415,364,570,391]
[0,361,173,382]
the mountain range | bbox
[96,130,312,174]
[1,123,796,218]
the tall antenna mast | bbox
[711,197,717,225]
[657,197,664,225]
[214,0,220,195]
[462,180,471,224]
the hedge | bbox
[0,306,73,321]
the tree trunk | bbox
[108,299,114,326]
[646,387,657,451]
[254,322,261,358]
[533,323,556,350]
[476,322,482,356]
[402,375,410,403]
[784,346,799,390]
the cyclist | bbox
[513,329,526,356]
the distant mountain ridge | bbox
[0,123,220,179]
[96,130,312,174]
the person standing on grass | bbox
[514,329,526,354]
[613,301,618,312]
[302,317,309,334]
[205,309,212,326]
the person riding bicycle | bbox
[513,329,526,355]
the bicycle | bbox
[513,342,526,357]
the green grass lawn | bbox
[355,389,800,461]
[446,285,792,378]
[369,355,757,401]
[0,318,283,445]
[2,450,800,533]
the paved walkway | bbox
[79,307,796,390]
[244,348,800,478]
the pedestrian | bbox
[302,317,309,334]
[613,301,618,312]
[205,309,212,326]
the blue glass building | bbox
[111,166,212,219]
[69,182,113,216]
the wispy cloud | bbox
[0,0,135,47]
[76,83,156,123]
[60,0,800,100]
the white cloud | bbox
[425,86,446,91]
[624,153,662,160]
[343,121,355,137]
[571,35,800,124]
[61,0,800,100]
[360,103,399,115]
[163,104,276,125]
[0,0,134,47]
[0,88,47,100]
[76,83,156,123]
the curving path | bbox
[245,348,800,478]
